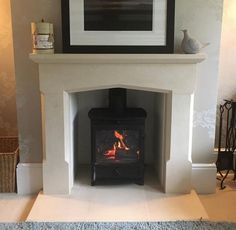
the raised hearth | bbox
[30,53,206,194]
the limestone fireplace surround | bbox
[30,53,206,195]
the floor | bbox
[0,169,236,222]
[198,174,236,222]
[0,193,36,222]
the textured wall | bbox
[215,0,236,148]
[10,0,223,163]
[0,0,18,136]
[175,0,223,163]
[218,0,236,103]
[10,0,61,162]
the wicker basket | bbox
[0,137,19,193]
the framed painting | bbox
[61,0,175,53]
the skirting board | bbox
[192,163,216,194]
[16,163,43,195]
[16,162,216,195]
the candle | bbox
[31,19,54,54]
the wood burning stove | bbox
[88,88,146,185]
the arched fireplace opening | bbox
[73,88,166,189]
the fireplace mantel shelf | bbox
[30,53,206,64]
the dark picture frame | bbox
[61,0,175,53]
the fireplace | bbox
[30,53,206,194]
[89,88,146,185]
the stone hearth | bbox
[30,53,206,194]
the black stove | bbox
[88,88,146,185]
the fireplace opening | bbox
[74,88,166,190]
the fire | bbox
[114,131,130,151]
[104,130,130,159]
[104,144,116,159]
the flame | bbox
[114,131,130,151]
[104,144,116,159]
[114,130,123,140]
[104,130,130,159]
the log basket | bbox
[0,136,19,193]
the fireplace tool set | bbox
[216,100,236,189]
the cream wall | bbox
[175,0,223,162]
[10,0,223,163]
[10,0,62,162]
[0,0,17,136]
[218,0,236,103]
